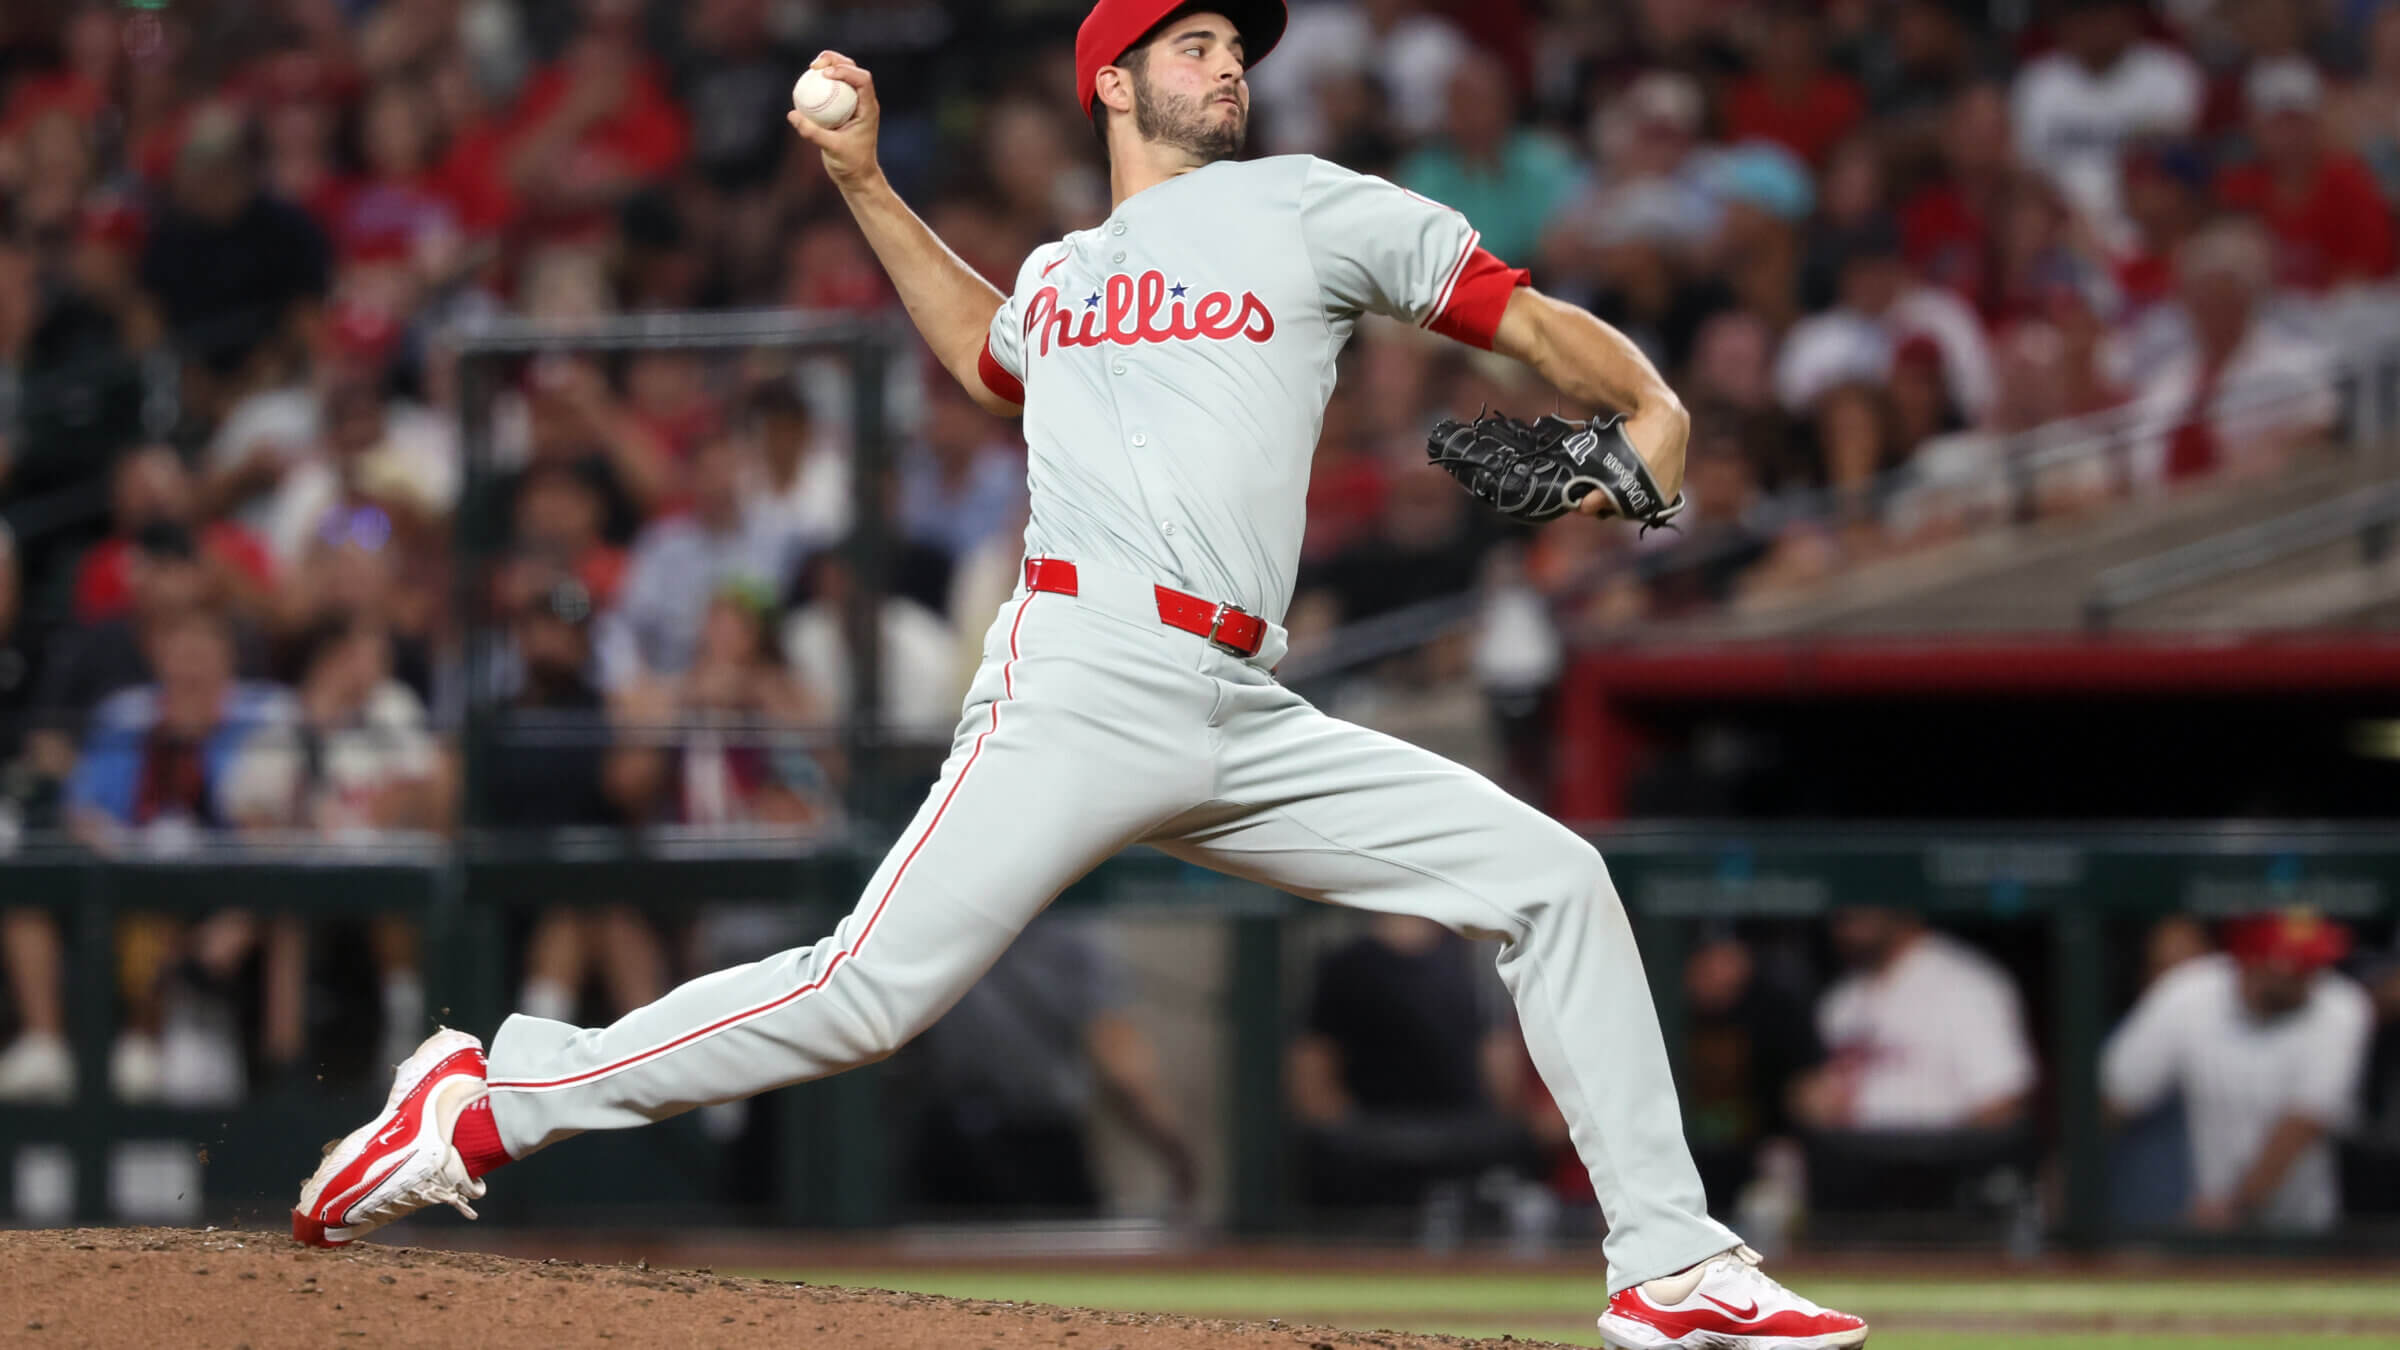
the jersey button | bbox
[1132,433,1147,446]
[1110,222,1127,236]
[1160,520,1176,535]
[1111,360,1126,375]
[1111,250,1126,264]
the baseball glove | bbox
[1425,411,1688,531]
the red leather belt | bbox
[1023,558,1266,658]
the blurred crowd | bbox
[0,0,2396,1218]
[1285,905,2400,1244]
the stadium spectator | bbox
[136,102,330,377]
[34,523,273,759]
[1723,5,1867,169]
[493,574,671,1026]
[1800,908,2037,1132]
[2216,56,2396,294]
[664,0,803,210]
[902,915,1198,1216]
[981,99,1107,244]
[2103,911,2374,1231]
[2114,137,2215,313]
[1869,0,1993,131]
[1796,909,2039,1215]
[1542,72,1720,296]
[615,580,836,834]
[64,609,304,1101]
[1638,421,1773,613]
[1898,84,2015,309]
[256,377,450,569]
[742,382,851,550]
[1678,927,1827,1218]
[2010,0,2204,249]
[221,614,445,1071]
[76,446,278,628]
[1250,0,1469,153]
[1289,915,1540,1225]
[1398,51,1577,271]
[895,377,1028,567]
[327,78,470,290]
[0,526,70,1103]
[613,435,801,680]
[1776,212,1995,423]
[222,615,443,840]
[780,540,958,730]
[495,8,688,243]
[2329,2,2400,205]
[0,907,70,1102]
[622,350,721,466]
[2107,914,2215,1226]
[2131,218,2336,490]
[65,610,288,851]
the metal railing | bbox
[2083,480,2400,630]
[4,823,2396,1247]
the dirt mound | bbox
[0,1228,1585,1350]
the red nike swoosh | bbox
[1700,1293,1759,1320]
[1041,254,1068,277]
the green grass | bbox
[756,1267,2400,1349]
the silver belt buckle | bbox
[1204,600,1251,655]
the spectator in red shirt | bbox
[1723,5,1867,168]
[1899,83,2015,308]
[76,446,278,627]
[2216,57,2398,292]
[0,4,117,147]
[426,50,517,238]
[248,47,354,227]
[497,12,690,243]
[325,80,466,285]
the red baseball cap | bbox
[1076,0,1288,123]
[2224,909,2352,971]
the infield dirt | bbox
[0,1227,1584,1349]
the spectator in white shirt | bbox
[2011,0,2203,250]
[1799,908,2038,1131]
[1774,215,1996,422]
[742,382,851,550]
[2127,219,2336,492]
[1249,0,1469,153]
[2102,911,2373,1232]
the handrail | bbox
[442,307,904,354]
[1275,590,1482,685]
[1623,329,2400,592]
[2082,480,2400,630]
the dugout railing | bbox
[4,822,2396,1250]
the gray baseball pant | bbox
[482,560,1738,1290]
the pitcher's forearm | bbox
[836,173,1008,396]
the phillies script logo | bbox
[1024,270,1274,356]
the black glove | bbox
[1425,411,1688,531]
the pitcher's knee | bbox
[1512,833,1619,932]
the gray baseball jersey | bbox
[479,155,1738,1293]
[976,155,1526,623]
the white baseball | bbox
[792,69,858,129]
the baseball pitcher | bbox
[295,4,1866,1345]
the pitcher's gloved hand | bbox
[1426,410,1688,531]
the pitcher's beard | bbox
[1133,78,1245,162]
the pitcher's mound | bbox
[1,1227,1584,1349]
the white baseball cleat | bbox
[291,1028,490,1247]
[1599,1245,1869,1349]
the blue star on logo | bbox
[1084,292,1101,309]
[1169,282,1188,299]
